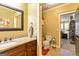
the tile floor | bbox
[61,39,76,55]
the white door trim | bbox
[58,10,76,48]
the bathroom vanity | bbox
[0,4,37,56]
[0,37,37,56]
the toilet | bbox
[43,35,52,49]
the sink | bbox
[0,37,27,48]
[12,37,28,41]
[0,41,16,48]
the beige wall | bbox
[43,3,79,47]
[0,3,28,40]
[0,6,16,20]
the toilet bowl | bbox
[43,35,52,49]
[43,40,49,49]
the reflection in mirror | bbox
[0,4,23,31]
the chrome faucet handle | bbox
[1,40,4,43]
[4,38,7,42]
[0,40,1,43]
[4,38,8,42]
[9,38,12,41]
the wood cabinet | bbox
[26,40,37,56]
[4,40,37,56]
[5,44,26,56]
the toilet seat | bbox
[45,35,52,41]
[43,40,49,46]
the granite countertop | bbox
[0,37,36,53]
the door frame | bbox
[58,10,75,48]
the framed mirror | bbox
[0,4,24,31]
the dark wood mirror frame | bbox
[0,4,24,31]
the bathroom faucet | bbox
[0,37,13,44]
[4,37,12,43]
[4,38,7,42]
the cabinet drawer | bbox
[17,51,26,56]
[26,40,37,48]
[27,52,36,56]
[27,46,36,51]
[9,51,25,56]
[5,44,25,56]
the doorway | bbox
[60,11,76,55]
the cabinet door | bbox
[4,44,26,56]
[26,46,36,56]
[26,40,37,56]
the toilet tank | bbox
[45,35,52,41]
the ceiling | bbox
[42,3,64,11]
